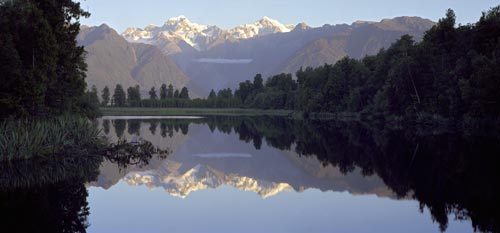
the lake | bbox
[1,116,498,233]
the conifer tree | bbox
[101,86,110,106]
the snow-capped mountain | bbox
[122,15,297,54]
[228,16,295,39]
[90,119,396,199]
[123,164,294,199]
[116,15,434,97]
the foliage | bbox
[0,116,104,161]
[160,84,168,100]
[104,138,169,169]
[225,7,500,121]
[101,6,500,123]
[112,84,126,107]
[127,85,141,107]
[0,0,92,117]
[101,86,110,106]
[149,86,157,100]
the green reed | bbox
[0,116,104,162]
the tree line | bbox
[89,84,191,108]
[229,7,500,121]
[0,0,97,118]
[101,7,500,122]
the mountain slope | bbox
[116,16,434,96]
[167,17,434,95]
[279,17,435,74]
[77,24,188,95]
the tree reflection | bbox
[110,116,499,232]
[0,155,102,233]
[113,119,126,138]
[102,119,110,135]
[0,136,168,233]
[3,116,496,232]
[0,179,91,233]
[149,121,157,135]
[127,119,141,136]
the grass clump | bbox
[0,116,104,162]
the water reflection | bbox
[95,116,499,232]
[0,116,498,233]
[0,156,103,233]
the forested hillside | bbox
[228,7,500,121]
[0,0,94,117]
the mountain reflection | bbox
[1,116,498,233]
[96,116,500,232]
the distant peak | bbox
[123,27,138,33]
[167,15,188,23]
[259,16,280,24]
[98,23,111,29]
[144,24,158,31]
[293,22,311,31]
[261,16,272,21]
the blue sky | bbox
[77,0,500,32]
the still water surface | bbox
[83,116,492,233]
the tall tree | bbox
[160,84,167,100]
[112,84,126,107]
[167,84,174,98]
[149,87,157,100]
[208,89,217,100]
[127,85,141,107]
[174,90,180,98]
[101,86,110,106]
[89,85,99,106]
[179,87,189,99]
[0,0,91,117]
[253,74,264,91]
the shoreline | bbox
[100,107,293,116]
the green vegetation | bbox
[0,0,100,118]
[229,7,500,122]
[0,1,172,166]
[102,7,500,124]
[101,107,292,116]
[0,116,104,162]
[0,115,170,163]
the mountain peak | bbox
[144,24,158,31]
[293,22,311,32]
[258,16,284,26]
[166,15,189,25]
[98,23,111,29]
[260,16,273,22]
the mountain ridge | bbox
[77,24,188,95]
[122,15,298,54]
[162,16,434,95]
[80,16,435,96]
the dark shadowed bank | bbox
[0,132,167,233]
